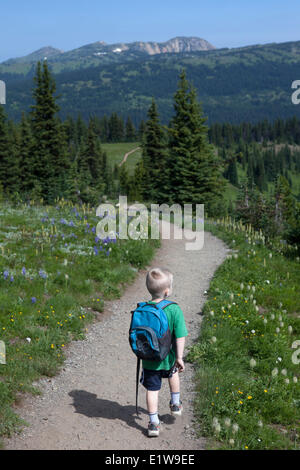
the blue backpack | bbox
[129,299,177,413]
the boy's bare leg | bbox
[146,390,159,414]
[168,370,180,393]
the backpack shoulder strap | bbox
[158,300,177,309]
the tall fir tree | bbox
[140,98,168,203]
[30,60,70,202]
[166,70,223,214]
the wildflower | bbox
[285,378,290,384]
[293,377,298,383]
[247,395,253,400]
[229,439,235,446]
[288,326,293,334]
[258,420,263,427]
[39,270,47,279]
[3,270,9,280]
[224,418,231,428]
[275,327,280,333]
[26,337,31,343]
[264,389,268,393]
[272,368,278,377]
[281,369,287,376]
[214,423,221,434]
[211,336,217,343]
[232,423,239,434]
[10,275,14,282]
[31,297,37,304]
[212,417,219,429]
[22,267,26,276]
[249,358,256,368]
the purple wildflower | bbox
[3,270,9,280]
[22,267,26,276]
[31,297,37,304]
[39,270,47,279]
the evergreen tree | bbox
[140,98,168,203]
[166,70,223,214]
[30,60,70,202]
[19,112,35,194]
[125,116,136,142]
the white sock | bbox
[149,412,159,425]
[171,392,180,405]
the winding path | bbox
[4,220,229,450]
[119,147,141,166]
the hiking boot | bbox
[147,422,160,437]
[169,401,183,416]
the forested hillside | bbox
[1,40,300,124]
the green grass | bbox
[102,142,142,175]
[187,218,300,450]
[0,199,159,439]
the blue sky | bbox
[0,0,299,62]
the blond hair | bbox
[146,267,173,298]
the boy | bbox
[140,267,188,437]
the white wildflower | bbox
[224,418,231,428]
[232,423,239,434]
[293,377,298,383]
[281,369,287,376]
[272,368,278,377]
[214,423,221,434]
[288,326,293,334]
[26,337,31,343]
[229,438,235,446]
[250,358,257,368]
[258,420,263,428]
[285,378,290,384]
[211,336,217,343]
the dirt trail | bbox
[119,147,141,166]
[4,220,229,450]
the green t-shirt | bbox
[142,300,188,371]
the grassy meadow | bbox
[102,142,142,175]
[187,217,300,450]
[0,198,159,440]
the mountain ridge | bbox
[1,36,215,65]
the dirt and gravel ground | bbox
[4,220,229,450]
